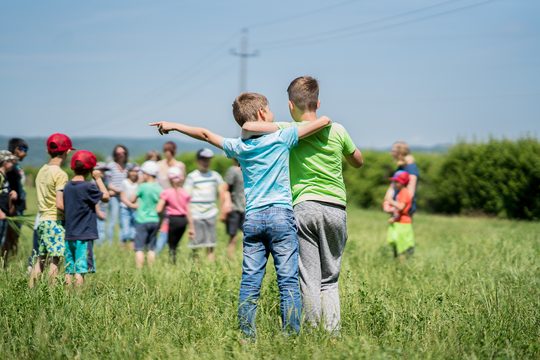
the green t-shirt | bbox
[277,121,356,207]
[135,182,162,224]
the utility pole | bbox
[230,28,259,93]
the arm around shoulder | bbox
[297,116,331,139]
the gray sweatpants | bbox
[294,201,348,332]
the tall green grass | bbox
[0,188,538,359]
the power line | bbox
[257,0,495,50]
[73,32,240,133]
[247,0,362,30]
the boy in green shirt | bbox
[243,76,363,332]
[133,160,162,269]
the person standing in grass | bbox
[155,141,187,254]
[385,141,419,215]
[0,151,18,254]
[132,160,162,269]
[63,150,109,286]
[182,148,227,262]
[156,166,194,264]
[29,133,74,288]
[150,92,331,337]
[242,76,364,333]
[3,138,29,262]
[222,158,245,258]
[105,144,130,243]
[385,171,415,260]
[119,164,140,250]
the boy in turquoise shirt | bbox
[243,76,364,333]
[150,92,330,337]
[133,160,162,269]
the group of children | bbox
[16,74,418,338]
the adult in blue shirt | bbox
[384,141,419,215]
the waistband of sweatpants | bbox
[297,200,346,211]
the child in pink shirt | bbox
[156,166,194,264]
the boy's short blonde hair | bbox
[232,92,269,127]
[287,76,319,112]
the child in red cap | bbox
[63,150,110,286]
[30,133,74,287]
[384,170,415,261]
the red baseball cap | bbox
[46,133,74,153]
[71,150,97,170]
[390,171,410,185]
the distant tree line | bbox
[23,137,540,220]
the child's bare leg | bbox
[47,257,61,285]
[135,251,145,269]
[227,235,237,258]
[147,251,156,266]
[29,256,45,288]
[207,247,216,262]
[74,274,84,286]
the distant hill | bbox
[0,136,206,167]
[0,136,451,167]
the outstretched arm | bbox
[150,121,224,149]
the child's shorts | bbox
[134,222,159,251]
[37,220,65,258]
[190,217,217,249]
[387,222,415,255]
[65,240,96,274]
[226,211,245,237]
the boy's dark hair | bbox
[287,76,319,112]
[8,138,28,153]
[73,161,92,176]
[112,144,129,164]
[47,143,67,158]
[232,93,269,127]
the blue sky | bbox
[1,0,538,148]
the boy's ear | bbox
[317,100,321,110]
[288,100,294,112]
[257,108,265,121]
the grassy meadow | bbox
[0,187,539,359]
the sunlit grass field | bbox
[1,187,539,359]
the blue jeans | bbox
[106,196,121,243]
[238,207,302,337]
[120,206,136,242]
[95,202,107,245]
[155,230,168,254]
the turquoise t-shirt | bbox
[135,182,162,224]
[277,121,356,207]
[222,127,298,215]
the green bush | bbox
[429,138,540,220]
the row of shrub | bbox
[22,137,540,220]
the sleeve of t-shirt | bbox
[55,170,68,191]
[222,138,239,159]
[183,175,193,195]
[334,123,356,156]
[159,189,168,201]
[279,126,299,149]
[214,172,224,186]
[86,183,102,205]
[404,163,420,177]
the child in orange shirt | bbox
[384,171,415,260]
